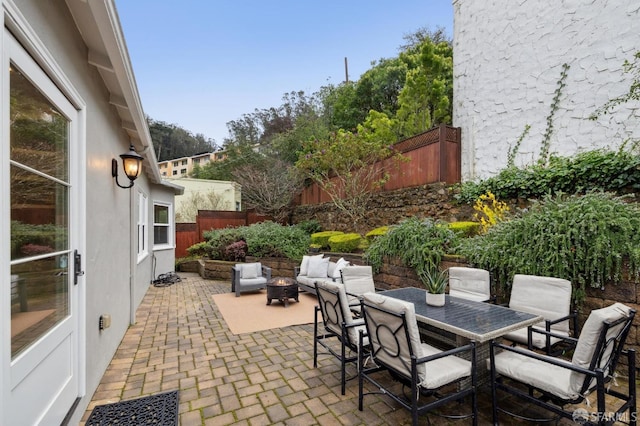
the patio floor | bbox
[81,272,637,425]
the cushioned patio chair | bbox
[490,302,636,425]
[502,274,578,354]
[448,266,493,303]
[231,262,271,297]
[358,292,477,426]
[314,280,367,395]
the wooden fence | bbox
[175,210,273,258]
[298,124,461,205]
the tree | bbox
[295,115,403,232]
[148,118,216,161]
[231,159,304,223]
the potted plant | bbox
[418,267,448,306]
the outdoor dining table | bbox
[381,287,543,386]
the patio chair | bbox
[230,262,271,297]
[502,274,578,355]
[448,266,493,303]
[358,292,477,426]
[314,280,368,395]
[340,265,376,315]
[489,302,636,425]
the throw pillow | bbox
[307,256,330,278]
[300,254,323,276]
[332,257,350,279]
[240,262,260,279]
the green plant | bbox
[473,191,510,233]
[364,217,457,274]
[456,148,640,203]
[365,226,389,241]
[418,268,448,294]
[447,221,481,238]
[507,124,531,168]
[458,192,640,305]
[311,231,344,248]
[539,63,570,165]
[295,219,322,235]
[328,233,362,253]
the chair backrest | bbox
[315,280,360,344]
[361,292,426,383]
[448,267,491,301]
[570,303,635,395]
[509,274,572,332]
[234,262,263,280]
[341,265,375,299]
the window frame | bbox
[152,201,173,250]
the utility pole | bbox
[344,57,349,83]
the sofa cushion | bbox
[237,262,261,279]
[308,256,330,278]
[332,257,350,280]
[300,254,323,276]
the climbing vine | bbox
[539,63,570,165]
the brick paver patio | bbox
[81,273,637,425]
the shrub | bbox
[365,226,389,241]
[456,149,640,203]
[242,221,309,260]
[447,222,481,238]
[295,219,322,235]
[473,191,510,233]
[364,217,458,275]
[225,240,247,262]
[328,233,362,253]
[311,231,344,248]
[20,243,54,257]
[186,241,210,257]
[202,227,244,260]
[457,192,640,304]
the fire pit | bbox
[266,277,299,307]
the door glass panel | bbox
[9,63,70,359]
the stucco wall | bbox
[166,177,241,222]
[453,0,640,180]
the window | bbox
[172,170,177,175]
[181,159,188,165]
[172,161,178,167]
[153,202,173,248]
[193,158,200,164]
[137,191,148,261]
[180,168,186,174]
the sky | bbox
[115,1,454,145]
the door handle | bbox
[74,250,84,285]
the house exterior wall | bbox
[158,149,228,177]
[1,1,178,423]
[167,177,241,222]
[452,0,640,180]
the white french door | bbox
[3,29,81,425]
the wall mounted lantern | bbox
[112,144,144,188]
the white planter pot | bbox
[425,292,445,307]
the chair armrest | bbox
[416,341,476,365]
[231,266,240,292]
[527,326,578,352]
[262,265,272,280]
[294,266,300,276]
[546,309,579,335]
[492,341,597,376]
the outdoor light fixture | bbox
[112,144,144,188]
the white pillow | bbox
[332,257,350,279]
[300,254,323,276]
[239,262,261,279]
[307,257,330,278]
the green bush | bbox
[328,233,362,253]
[311,231,344,248]
[457,192,640,304]
[198,221,310,261]
[11,221,67,257]
[365,226,389,241]
[186,241,210,257]
[364,217,458,275]
[447,221,481,238]
[456,149,640,203]
[295,219,322,235]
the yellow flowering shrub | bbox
[473,191,510,233]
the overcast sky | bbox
[115,1,454,144]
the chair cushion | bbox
[570,302,632,394]
[421,343,472,389]
[300,254,323,276]
[509,275,572,333]
[308,256,330,278]
[448,267,490,301]
[491,349,576,400]
[238,277,268,286]
[502,326,569,349]
[318,281,363,344]
[342,265,375,306]
[236,262,261,279]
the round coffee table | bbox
[266,277,299,307]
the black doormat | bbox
[85,390,179,425]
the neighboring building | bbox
[165,177,242,222]
[158,149,228,177]
[453,0,640,180]
[1,1,183,424]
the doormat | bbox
[85,390,179,425]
